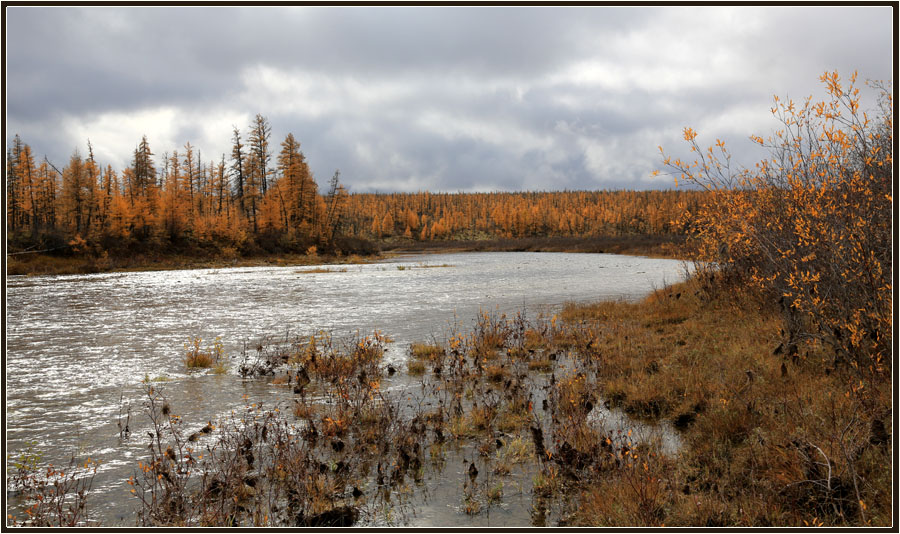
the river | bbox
[5,251,689,525]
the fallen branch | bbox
[7,245,72,256]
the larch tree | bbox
[20,143,40,235]
[60,150,89,235]
[183,142,197,218]
[230,127,246,217]
[129,135,156,204]
[323,170,348,244]
[6,135,25,231]
[276,133,318,232]
[277,133,303,228]
[381,211,394,237]
[244,150,261,232]
[249,114,272,195]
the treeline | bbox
[6,114,352,258]
[341,189,704,242]
[7,113,703,260]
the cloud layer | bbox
[5,6,893,192]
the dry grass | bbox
[409,343,444,361]
[183,336,224,370]
[407,360,427,376]
[551,279,892,527]
[184,351,215,369]
[484,364,508,383]
[8,251,382,277]
[527,359,553,372]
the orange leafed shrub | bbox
[660,71,892,379]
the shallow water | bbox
[6,251,688,525]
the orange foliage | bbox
[9,114,704,259]
[340,189,701,241]
[659,71,892,377]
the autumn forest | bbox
[6,113,703,264]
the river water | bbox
[5,251,688,525]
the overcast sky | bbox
[4,6,894,192]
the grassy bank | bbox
[553,280,891,526]
[5,251,380,277]
[6,234,683,276]
[383,234,685,259]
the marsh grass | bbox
[183,336,225,370]
[527,359,553,372]
[32,271,885,527]
[552,280,891,527]
[409,343,444,361]
[407,360,427,376]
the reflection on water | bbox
[6,252,688,525]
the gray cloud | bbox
[5,6,893,192]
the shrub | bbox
[658,73,892,525]
[659,71,892,379]
[6,441,99,527]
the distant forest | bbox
[6,114,702,258]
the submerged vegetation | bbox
[182,336,225,371]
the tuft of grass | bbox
[523,329,546,351]
[270,374,290,385]
[463,493,481,515]
[493,436,533,477]
[496,406,530,434]
[292,399,316,419]
[484,364,508,383]
[184,352,215,369]
[409,343,443,361]
[210,361,229,375]
[183,336,224,370]
[532,466,560,497]
[407,360,427,376]
[143,374,171,382]
[527,359,553,372]
[468,405,495,433]
[487,482,504,503]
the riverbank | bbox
[550,280,891,526]
[383,234,685,259]
[4,251,380,277]
[6,234,685,276]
